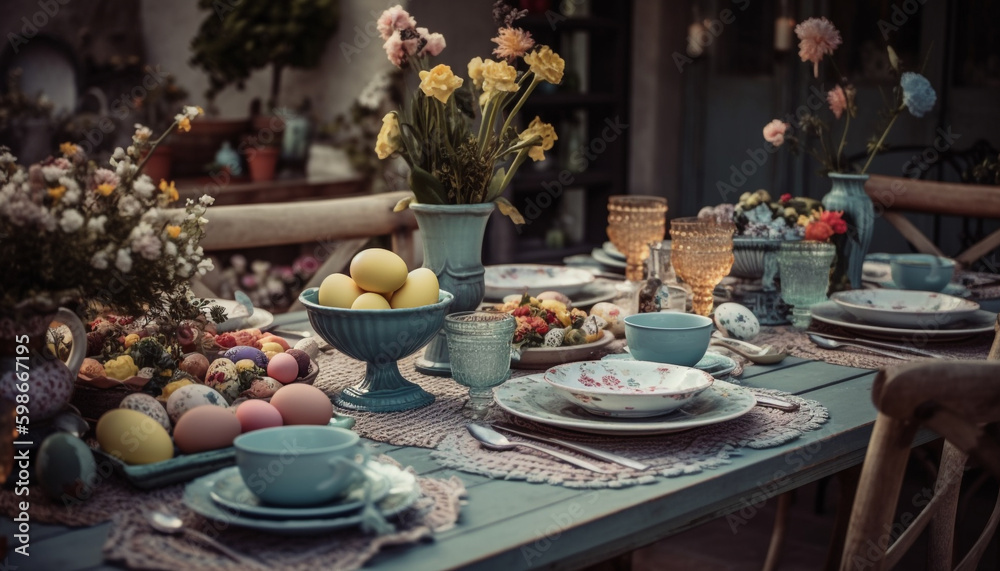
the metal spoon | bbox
[466,424,610,473]
[709,336,788,364]
[807,334,908,360]
[146,509,263,568]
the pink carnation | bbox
[827,85,847,119]
[418,27,447,57]
[795,17,842,78]
[377,5,416,40]
[383,31,418,67]
[763,120,789,147]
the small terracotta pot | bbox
[246,146,280,182]
[141,145,173,183]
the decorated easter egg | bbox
[241,376,284,399]
[350,248,408,294]
[206,358,239,385]
[590,302,625,337]
[96,409,174,465]
[713,302,760,341]
[267,352,300,384]
[166,384,229,424]
[79,358,106,378]
[543,328,565,347]
[223,346,268,368]
[293,337,320,359]
[119,393,171,432]
[37,433,98,501]
[537,291,571,305]
[173,405,242,454]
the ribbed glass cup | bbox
[444,311,517,418]
[777,241,836,329]
[670,217,736,316]
[607,196,668,281]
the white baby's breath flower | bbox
[198,194,215,206]
[164,241,178,257]
[132,234,162,260]
[182,105,203,119]
[133,125,153,143]
[118,195,142,218]
[112,147,126,161]
[133,175,155,199]
[140,208,161,224]
[90,250,109,270]
[115,248,133,273]
[177,259,192,278]
[196,258,215,275]
[42,165,66,183]
[59,210,84,233]
[87,215,107,234]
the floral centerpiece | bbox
[375,3,563,222]
[761,17,938,289]
[0,105,213,324]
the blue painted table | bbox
[0,311,939,570]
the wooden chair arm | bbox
[866,175,1000,217]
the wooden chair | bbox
[178,190,419,311]
[838,318,1000,570]
[865,175,1000,267]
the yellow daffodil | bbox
[166,225,182,239]
[518,117,558,161]
[480,60,518,96]
[96,183,115,196]
[59,142,79,157]
[159,179,179,202]
[375,112,401,160]
[48,185,66,202]
[524,46,565,84]
[418,64,464,104]
[468,57,485,90]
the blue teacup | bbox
[234,425,368,507]
[623,312,713,366]
[890,254,955,292]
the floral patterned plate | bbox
[542,360,715,418]
[602,351,737,379]
[484,265,596,299]
[493,375,755,435]
[810,301,996,342]
[829,290,979,328]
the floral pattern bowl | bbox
[829,290,980,328]
[542,360,715,418]
[484,265,596,299]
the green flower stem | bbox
[500,75,541,136]
[496,146,532,195]
[834,113,851,171]
[478,95,502,158]
[860,105,903,174]
[500,134,541,156]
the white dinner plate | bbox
[829,290,979,328]
[484,265,596,299]
[591,248,627,270]
[204,298,275,331]
[809,301,996,342]
[493,375,756,436]
[184,461,419,535]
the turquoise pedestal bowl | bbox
[298,288,454,412]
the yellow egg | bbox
[390,268,440,308]
[96,409,174,465]
[351,292,392,310]
[318,273,365,308]
[260,342,285,354]
[350,248,408,294]
[157,379,195,403]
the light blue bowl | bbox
[234,425,363,507]
[299,288,454,412]
[623,313,713,366]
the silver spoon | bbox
[709,335,788,364]
[146,509,263,568]
[466,424,610,473]
[807,334,908,360]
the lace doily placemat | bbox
[0,457,464,571]
[746,322,995,370]
[431,388,827,488]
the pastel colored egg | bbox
[241,376,284,399]
[258,335,290,350]
[119,393,171,432]
[173,405,242,454]
[270,384,333,425]
[260,342,285,354]
[293,337,320,359]
[166,384,229,424]
[390,268,439,308]
[223,346,268,368]
[350,248,408,294]
[713,302,760,341]
[318,273,365,308]
[235,400,284,432]
[267,353,300,384]
[96,409,174,465]
[351,292,391,310]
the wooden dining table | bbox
[1,310,936,571]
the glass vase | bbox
[443,311,516,419]
[777,241,836,329]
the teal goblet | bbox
[444,311,516,418]
[777,241,836,329]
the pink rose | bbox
[763,120,789,147]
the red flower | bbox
[820,210,848,234]
[512,305,531,317]
[805,220,834,241]
[780,193,792,204]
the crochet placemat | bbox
[0,457,465,571]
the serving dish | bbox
[511,330,615,370]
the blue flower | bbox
[900,72,936,118]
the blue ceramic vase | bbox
[409,202,495,376]
[822,173,872,290]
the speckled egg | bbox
[543,328,565,347]
[223,346,268,368]
[241,376,284,399]
[590,302,625,337]
[179,353,210,380]
[37,433,97,501]
[205,376,242,404]
[293,337,320,359]
[713,302,760,341]
[284,349,311,378]
[119,393,171,432]
[581,314,607,336]
[205,358,240,385]
[166,384,229,424]
[158,379,195,403]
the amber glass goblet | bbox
[607,196,668,281]
[670,217,736,316]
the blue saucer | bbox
[603,351,737,378]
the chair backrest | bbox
[865,175,1000,267]
[839,319,1000,570]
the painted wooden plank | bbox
[739,360,874,395]
[4,521,113,571]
